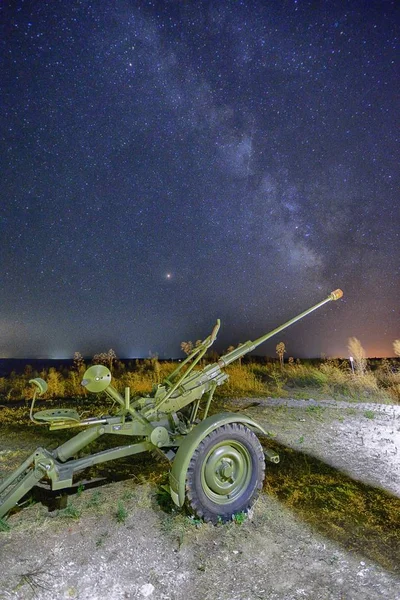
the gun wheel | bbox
[185,423,265,524]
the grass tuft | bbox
[59,503,81,519]
[0,517,10,531]
[116,500,128,523]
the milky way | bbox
[1,1,399,358]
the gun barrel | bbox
[218,289,343,367]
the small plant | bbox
[233,511,247,525]
[77,483,85,497]
[305,405,325,420]
[59,503,81,519]
[121,490,135,501]
[187,515,202,528]
[268,368,287,395]
[364,410,375,419]
[86,490,102,508]
[116,500,128,523]
[0,517,10,531]
[156,484,175,512]
[96,531,109,547]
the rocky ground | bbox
[242,397,400,497]
[0,397,399,600]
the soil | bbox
[0,396,399,600]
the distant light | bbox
[49,352,71,359]
[128,350,144,358]
[166,273,172,279]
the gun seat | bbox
[33,408,81,424]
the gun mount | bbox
[0,289,343,524]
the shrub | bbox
[46,368,66,398]
[347,337,367,376]
[218,364,266,397]
[285,364,328,388]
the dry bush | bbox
[319,362,351,395]
[2,371,32,401]
[158,361,178,379]
[276,342,286,368]
[388,383,400,403]
[0,377,7,395]
[285,364,328,388]
[349,371,380,394]
[347,337,367,376]
[375,365,400,404]
[180,341,193,356]
[73,351,85,372]
[46,368,66,398]
[119,360,194,397]
[120,370,154,395]
[218,364,266,397]
[393,340,400,357]
[319,360,383,399]
[92,349,117,372]
[65,370,87,397]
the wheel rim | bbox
[201,440,252,505]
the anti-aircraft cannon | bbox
[0,289,343,523]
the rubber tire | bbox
[185,423,265,524]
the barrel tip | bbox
[329,289,344,301]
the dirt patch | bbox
[0,397,399,599]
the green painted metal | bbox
[0,289,343,520]
[169,412,268,507]
[200,440,252,505]
[34,408,81,423]
[29,378,48,395]
[81,365,112,392]
[29,378,48,423]
[263,448,280,464]
[55,426,105,462]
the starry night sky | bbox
[1,1,399,359]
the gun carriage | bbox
[0,289,343,523]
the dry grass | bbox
[218,364,266,397]
[0,358,399,405]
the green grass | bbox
[116,500,128,523]
[263,441,400,574]
[232,511,247,525]
[59,503,81,519]
[86,490,102,508]
[0,517,10,531]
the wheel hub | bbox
[219,459,234,480]
[201,441,252,503]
